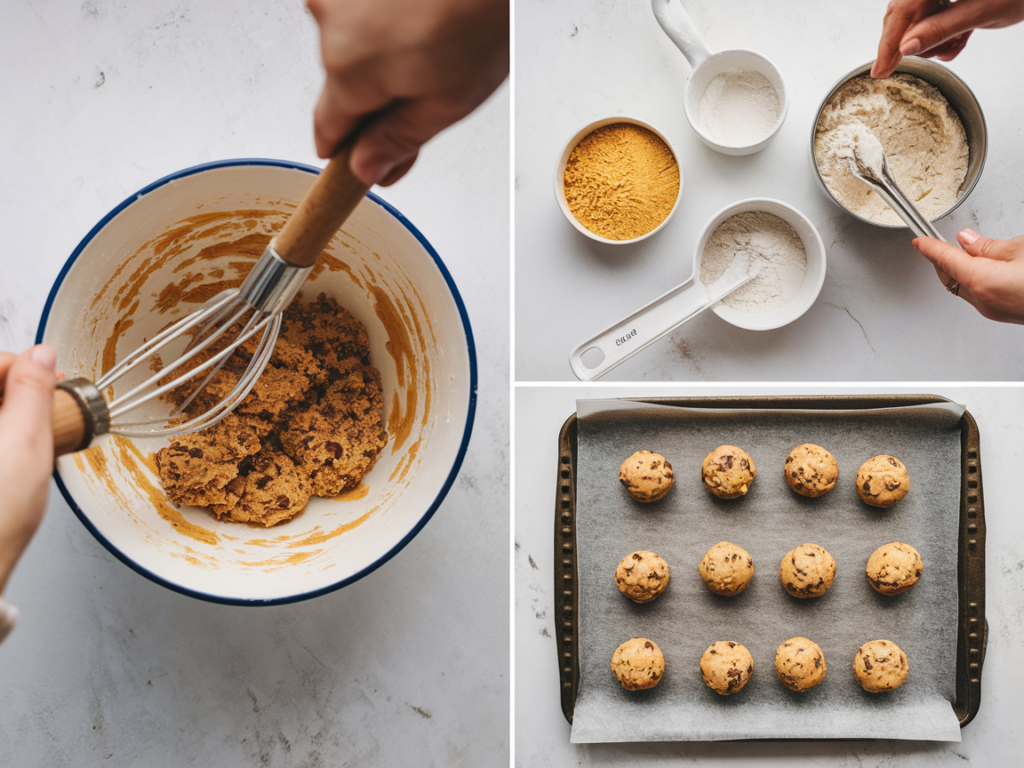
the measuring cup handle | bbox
[569,277,711,381]
[651,0,711,70]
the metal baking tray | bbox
[554,395,986,729]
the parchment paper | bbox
[570,399,964,743]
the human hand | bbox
[0,346,57,593]
[912,229,1024,323]
[307,0,509,186]
[871,0,1024,79]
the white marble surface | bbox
[515,385,1024,766]
[0,1,509,765]
[514,0,1024,381]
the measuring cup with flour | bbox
[651,0,788,155]
[569,199,825,381]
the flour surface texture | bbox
[699,70,780,145]
[700,212,807,313]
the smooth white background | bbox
[515,385,1023,766]
[515,0,1024,381]
[0,1,509,765]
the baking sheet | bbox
[570,399,964,743]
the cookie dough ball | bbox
[853,639,909,692]
[700,641,753,695]
[701,445,756,499]
[856,455,910,507]
[618,450,674,503]
[698,541,753,596]
[775,637,827,691]
[611,638,665,691]
[784,443,838,497]
[780,543,837,598]
[866,542,923,595]
[615,551,670,603]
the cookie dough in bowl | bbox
[615,550,670,603]
[853,640,909,692]
[866,542,923,595]
[856,455,910,508]
[701,445,756,499]
[611,638,665,691]
[780,543,836,598]
[39,160,476,605]
[698,541,753,596]
[619,450,674,502]
[774,637,827,691]
[700,641,753,695]
[784,443,838,497]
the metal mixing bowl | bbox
[809,57,988,229]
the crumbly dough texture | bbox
[856,455,910,508]
[701,445,756,499]
[814,73,968,226]
[615,550,670,603]
[866,542,923,595]
[780,543,837,598]
[774,637,827,691]
[698,541,753,596]
[853,639,909,692]
[619,450,674,503]
[611,638,665,691]
[700,641,753,695]
[156,293,387,527]
[784,443,838,497]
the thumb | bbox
[349,99,464,186]
[911,235,991,289]
[900,3,984,56]
[957,228,1016,261]
[0,345,57,460]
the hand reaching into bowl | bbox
[913,229,1024,323]
[307,0,509,186]
[872,0,1024,79]
[0,346,57,596]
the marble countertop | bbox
[515,0,1024,381]
[514,385,1023,766]
[0,1,509,764]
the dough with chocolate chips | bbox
[774,637,827,691]
[611,638,665,690]
[856,455,910,507]
[155,293,387,527]
[618,450,674,503]
[779,543,836,598]
[853,639,909,692]
[784,443,838,497]
[615,550,670,603]
[698,541,753,596]
[700,641,753,695]
[866,542,923,595]
[701,445,756,499]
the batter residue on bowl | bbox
[814,73,968,225]
[155,293,388,527]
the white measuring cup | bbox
[568,198,827,381]
[651,0,788,155]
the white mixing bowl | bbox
[37,159,477,605]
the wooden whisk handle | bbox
[53,387,89,456]
[274,144,370,268]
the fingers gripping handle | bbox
[569,277,711,381]
[273,144,370,268]
[651,0,711,70]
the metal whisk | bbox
[51,151,368,457]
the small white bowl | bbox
[554,117,683,245]
[694,198,826,330]
[37,159,477,605]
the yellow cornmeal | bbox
[563,123,680,241]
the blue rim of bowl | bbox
[35,157,478,606]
